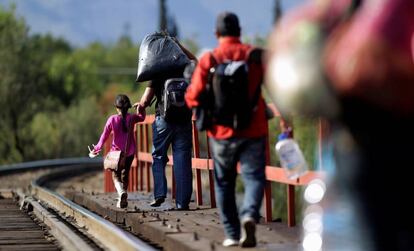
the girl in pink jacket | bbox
[89,94,145,208]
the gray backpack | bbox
[160,78,192,123]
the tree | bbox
[102,35,139,84]
[158,0,179,37]
[0,6,78,163]
[274,0,282,24]
[0,5,32,163]
[167,16,179,38]
[182,37,200,56]
[159,0,167,31]
[0,5,160,165]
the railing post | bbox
[131,159,136,191]
[287,184,296,227]
[104,133,115,192]
[144,124,151,193]
[318,119,330,170]
[206,135,216,208]
[192,120,203,206]
[129,159,133,192]
[264,181,272,222]
[264,134,273,222]
[130,126,137,191]
[139,125,144,191]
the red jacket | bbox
[185,37,268,139]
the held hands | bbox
[88,144,99,158]
[133,102,146,117]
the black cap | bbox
[216,12,241,37]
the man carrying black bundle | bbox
[135,37,196,210]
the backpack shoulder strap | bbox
[209,52,218,67]
[246,47,264,109]
[207,52,218,85]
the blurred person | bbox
[89,94,145,208]
[135,39,196,210]
[186,12,274,248]
[266,0,414,250]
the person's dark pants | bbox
[112,155,134,191]
[209,136,266,240]
[151,115,193,209]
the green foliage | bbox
[93,36,139,85]
[182,37,200,56]
[60,97,105,157]
[0,6,142,164]
[28,112,62,159]
[0,120,24,164]
[243,34,267,47]
[0,5,33,163]
[107,36,137,70]
[48,49,103,105]
[26,97,104,159]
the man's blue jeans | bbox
[152,115,193,208]
[209,136,266,240]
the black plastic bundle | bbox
[136,32,190,82]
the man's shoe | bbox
[117,192,128,208]
[222,238,239,247]
[150,197,165,207]
[175,206,189,211]
[175,203,189,211]
[240,217,256,247]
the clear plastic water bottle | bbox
[275,132,308,179]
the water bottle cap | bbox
[278,132,289,141]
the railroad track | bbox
[0,191,59,251]
[0,159,157,251]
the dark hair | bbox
[216,12,241,37]
[114,94,132,132]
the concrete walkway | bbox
[65,191,302,251]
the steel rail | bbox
[11,189,97,251]
[0,157,102,175]
[1,158,157,250]
[31,164,157,251]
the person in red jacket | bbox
[185,12,268,248]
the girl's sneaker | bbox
[117,192,128,208]
[222,238,239,247]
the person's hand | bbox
[133,102,140,113]
[282,127,294,138]
[133,102,139,110]
[88,144,99,158]
[134,102,146,116]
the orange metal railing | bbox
[103,106,325,227]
